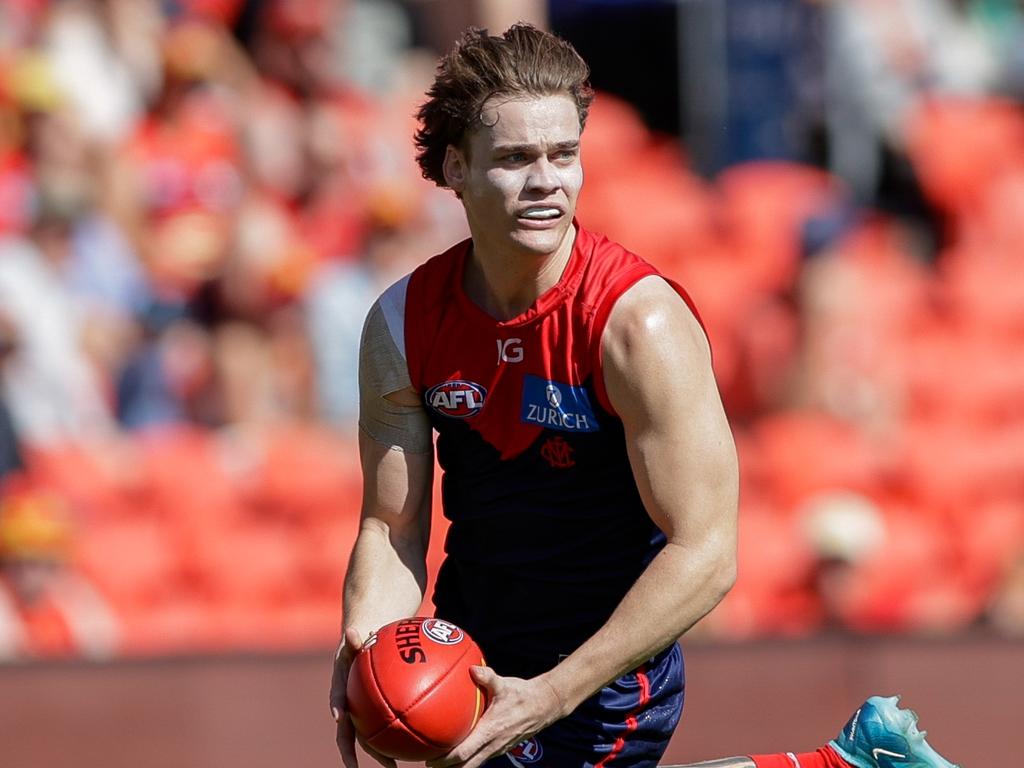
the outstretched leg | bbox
[660,695,960,768]
[661,759,755,768]
[662,750,843,768]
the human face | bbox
[444,93,583,260]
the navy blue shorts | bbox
[483,643,685,768]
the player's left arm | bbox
[542,274,739,705]
[429,276,738,768]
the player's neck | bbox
[464,230,575,321]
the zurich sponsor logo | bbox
[426,379,487,418]
[422,618,465,645]
[507,737,543,766]
[521,375,600,433]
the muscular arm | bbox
[342,428,434,639]
[540,275,739,713]
[342,296,435,639]
[332,294,435,767]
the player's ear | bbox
[443,145,467,193]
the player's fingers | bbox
[361,741,398,768]
[331,628,369,716]
[329,660,346,716]
[344,627,364,654]
[354,729,397,768]
[425,739,473,767]
[469,665,500,694]
[443,734,508,768]
[329,665,345,712]
[336,716,360,768]
[426,722,496,768]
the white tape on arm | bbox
[357,293,432,454]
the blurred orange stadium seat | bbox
[748,411,884,511]
[187,521,304,609]
[579,94,652,170]
[270,596,344,650]
[75,518,183,613]
[299,515,362,601]
[955,500,1024,598]
[251,425,362,523]
[903,97,1024,217]
[137,427,246,529]
[24,443,140,521]
[895,416,1024,513]
[939,246,1024,341]
[699,497,824,639]
[713,525,822,638]
[834,509,980,635]
[716,161,842,295]
[578,94,719,273]
[578,147,717,273]
[116,594,213,656]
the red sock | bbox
[750,745,850,768]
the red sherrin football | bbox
[346,617,488,761]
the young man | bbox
[329,24,959,768]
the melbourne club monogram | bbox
[540,436,575,469]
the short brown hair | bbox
[414,23,594,188]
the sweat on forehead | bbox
[469,93,582,143]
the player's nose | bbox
[525,157,560,193]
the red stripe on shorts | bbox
[594,665,651,767]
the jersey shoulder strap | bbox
[577,228,706,415]
[404,238,470,392]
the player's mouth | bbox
[516,205,564,228]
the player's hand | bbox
[330,627,397,768]
[425,666,564,768]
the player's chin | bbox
[510,221,571,254]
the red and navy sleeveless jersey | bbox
[401,223,701,679]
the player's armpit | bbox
[359,299,432,453]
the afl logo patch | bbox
[426,380,487,418]
[422,618,465,645]
[507,737,543,765]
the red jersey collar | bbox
[454,219,593,328]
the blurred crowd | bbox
[1,0,1024,661]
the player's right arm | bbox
[342,415,433,650]
[331,294,434,768]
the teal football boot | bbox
[829,695,960,768]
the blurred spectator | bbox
[724,0,826,166]
[988,551,1024,636]
[952,0,1024,100]
[0,198,119,446]
[820,0,1007,257]
[0,481,119,659]
[43,0,157,146]
[800,490,888,630]
[0,314,25,480]
[115,309,217,429]
[790,218,932,435]
[823,0,1000,203]
[306,207,467,422]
